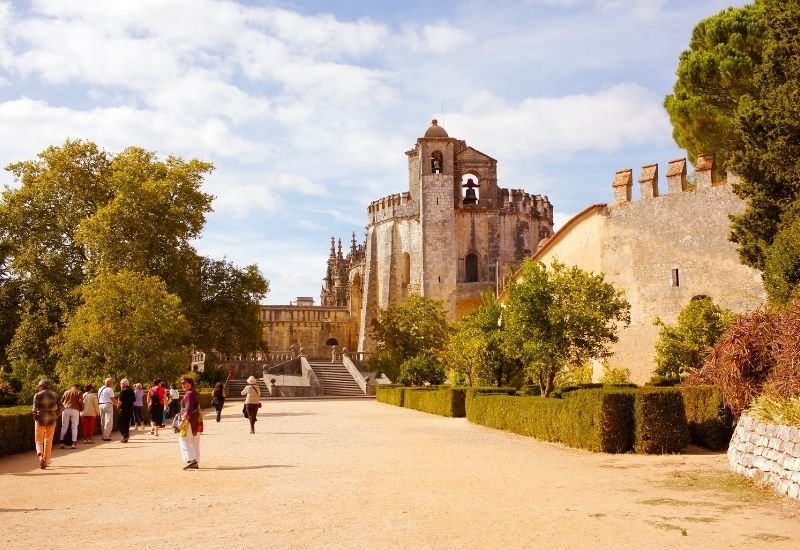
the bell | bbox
[463,188,478,205]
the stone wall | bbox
[533,158,765,383]
[728,414,800,500]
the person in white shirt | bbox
[80,384,100,444]
[167,384,181,419]
[97,378,116,441]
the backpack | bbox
[150,388,162,406]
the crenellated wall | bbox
[534,154,766,383]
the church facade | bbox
[320,120,554,353]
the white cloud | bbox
[0,98,265,168]
[401,22,468,54]
[444,83,670,160]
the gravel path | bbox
[2,399,799,549]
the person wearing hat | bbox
[32,379,62,469]
[240,375,261,434]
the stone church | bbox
[259,120,554,358]
[321,119,554,354]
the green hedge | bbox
[680,385,732,450]
[404,387,466,417]
[0,390,213,458]
[467,390,635,453]
[633,388,689,454]
[376,386,406,407]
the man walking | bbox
[59,383,83,449]
[97,378,116,441]
[118,379,135,443]
[32,379,61,469]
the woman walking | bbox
[240,376,261,434]
[178,376,202,470]
[212,382,225,422]
[132,383,144,430]
[80,384,100,443]
[147,378,165,436]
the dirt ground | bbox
[1,399,799,550]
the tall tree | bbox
[54,270,190,386]
[664,3,764,174]
[502,260,630,397]
[195,258,269,355]
[729,0,800,289]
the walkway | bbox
[1,400,799,549]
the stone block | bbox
[789,483,800,499]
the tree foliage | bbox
[502,260,630,397]
[0,140,269,391]
[654,297,733,380]
[369,294,451,382]
[664,3,764,174]
[397,354,446,387]
[194,258,269,354]
[442,290,522,387]
[729,0,800,284]
[54,270,190,386]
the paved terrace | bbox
[1,399,799,549]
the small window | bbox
[671,268,680,287]
[465,254,479,282]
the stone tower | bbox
[340,120,553,353]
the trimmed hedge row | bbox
[377,386,517,418]
[376,386,406,407]
[468,387,694,454]
[466,390,635,452]
[681,385,732,450]
[633,388,689,454]
[0,390,213,458]
[404,387,464,417]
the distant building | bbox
[262,120,554,357]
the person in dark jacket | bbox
[32,379,62,469]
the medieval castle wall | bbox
[534,155,766,383]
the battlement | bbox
[498,188,552,218]
[367,191,417,224]
[612,154,728,205]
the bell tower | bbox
[417,120,458,313]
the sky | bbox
[0,0,748,304]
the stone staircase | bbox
[308,360,365,397]
[225,377,269,400]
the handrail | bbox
[342,353,367,394]
[300,355,323,392]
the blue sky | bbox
[0,0,747,304]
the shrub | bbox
[680,385,733,450]
[599,364,631,385]
[397,354,445,386]
[654,297,732,380]
[633,388,689,454]
[465,387,517,413]
[748,395,800,427]
[691,308,780,415]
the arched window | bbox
[402,253,411,285]
[465,253,479,282]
